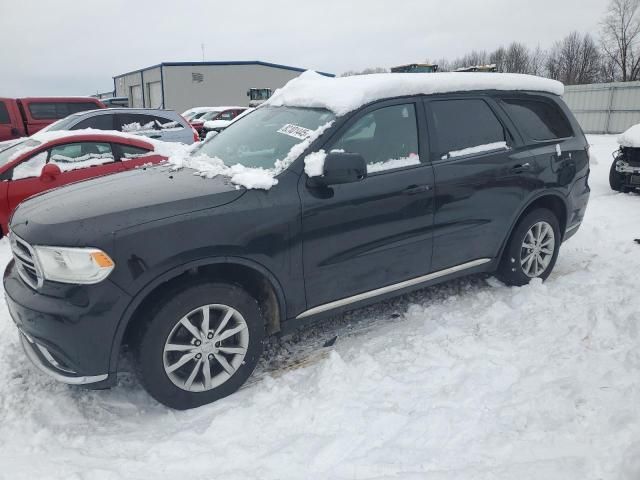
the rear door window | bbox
[0,102,10,124]
[116,113,182,132]
[429,99,508,159]
[501,98,572,141]
[117,144,151,160]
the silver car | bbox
[43,108,198,144]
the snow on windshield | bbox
[163,107,335,190]
[267,71,565,116]
[167,119,333,190]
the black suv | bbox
[4,77,590,409]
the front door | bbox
[300,99,435,310]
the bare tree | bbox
[341,67,389,77]
[503,42,531,73]
[547,32,601,84]
[601,0,640,81]
[529,45,547,76]
[490,47,507,72]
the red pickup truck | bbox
[0,97,106,142]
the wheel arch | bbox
[108,256,287,374]
[498,192,568,260]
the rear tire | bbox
[497,208,561,286]
[134,282,264,410]
[610,160,625,192]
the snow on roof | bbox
[265,71,565,116]
[617,124,640,148]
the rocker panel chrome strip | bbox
[296,258,492,319]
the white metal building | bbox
[563,81,640,134]
[113,61,333,113]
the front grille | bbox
[10,233,43,289]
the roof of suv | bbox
[266,71,565,116]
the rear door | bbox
[425,95,537,271]
[0,100,24,142]
[7,142,121,211]
[113,142,164,170]
[497,95,584,190]
[300,99,435,309]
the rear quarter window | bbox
[501,98,573,141]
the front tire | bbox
[497,208,561,286]
[134,282,264,410]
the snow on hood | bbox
[266,71,565,116]
[617,124,640,148]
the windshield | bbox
[0,139,42,167]
[195,106,335,170]
[199,110,223,121]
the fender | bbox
[496,189,569,261]
[107,255,288,374]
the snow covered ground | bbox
[0,135,638,480]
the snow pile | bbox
[122,121,156,132]
[0,135,639,479]
[305,151,421,177]
[368,153,420,172]
[267,71,565,116]
[51,152,114,171]
[445,141,508,159]
[179,154,278,190]
[617,123,640,148]
[304,149,327,177]
[12,151,46,179]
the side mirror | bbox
[314,151,367,186]
[40,163,62,181]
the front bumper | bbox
[20,333,108,384]
[4,259,131,387]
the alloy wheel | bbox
[162,304,249,392]
[520,221,555,278]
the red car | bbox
[0,97,106,142]
[0,132,166,235]
[188,107,247,136]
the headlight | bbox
[33,246,115,284]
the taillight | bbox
[179,113,200,142]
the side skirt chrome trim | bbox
[565,222,581,233]
[296,258,492,320]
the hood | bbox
[11,166,245,246]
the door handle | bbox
[403,184,431,195]
[511,162,531,174]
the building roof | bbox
[114,61,334,79]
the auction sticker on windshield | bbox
[277,124,313,140]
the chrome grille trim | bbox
[10,233,43,290]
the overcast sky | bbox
[1,0,607,96]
